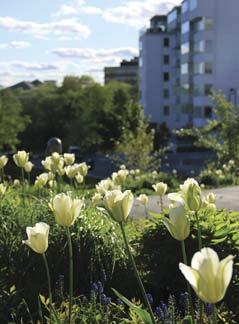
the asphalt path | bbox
[132,186,239,218]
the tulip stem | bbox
[212,304,217,324]
[195,211,203,323]
[42,253,52,303]
[1,168,4,181]
[42,253,52,322]
[21,168,25,206]
[160,196,163,213]
[195,212,202,250]
[66,228,73,324]
[181,241,195,324]
[119,223,156,324]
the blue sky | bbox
[0,0,180,86]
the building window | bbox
[182,1,189,13]
[194,40,213,52]
[204,106,212,118]
[167,10,177,24]
[164,55,170,64]
[204,84,213,95]
[194,18,214,31]
[194,62,212,74]
[204,18,214,30]
[164,38,170,47]
[163,89,170,99]
[194,106,202,117]
[181,42,190,55]
[190,0,197,11]
[139,57,143,67]
[163,106,170,116]
[181,63,189,75]
[163,72,170,81]
[181,21,190,34]
[205,62,213,74]
[182,83,190,92]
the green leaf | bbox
[214,227,230,238]
[112,288,153,324]
[212,237,228,244]
[181,315,194,324]
[148,211,163,219]
[39,294,46,305]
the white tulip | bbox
[51,193,83,227]
[179,247,234,304]
[104,190,133,223]
[23,222,49,254]
[13,151,29,168]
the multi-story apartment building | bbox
[104,57,139,86]
[139,0,239,129]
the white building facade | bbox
[139,0,239,129]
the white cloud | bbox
[0,61,61,71]
[0,41,31,49]
[53,5,78,17]
[49,47,138,66]
[0,60,77,87]
[0,16,91,40]
[54,0,181,28]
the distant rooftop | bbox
[5,79,57,91]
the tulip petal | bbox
[216,255,234,301]
[191,247,219,276]
[179,263,200,292]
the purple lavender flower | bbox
[147,293,153,304]
[155,306,164,320]
[97,281,104,294]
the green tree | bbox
[114,111,163,172]
[177,92,239,165]
[0,90,30,150]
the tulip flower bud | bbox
[34,173,48,188]
[13,179,20,187]
[104,190,133,223]
[75,173,84,184]
[92,192,102,203]
[0,155,8,169]
[162,204,190,241]
[78,162,88,177]
[186,183,202,212]
[23,222,49,254]
[42,157,53,171]
[179,247,234,304]
[137,194,148,206]
[13,151,29,168]
[0,183,6,196]
[96,179,120,196]
[51,152,61,165]
[206,192,216,204]
[152,182,168,196]
[51,193,83,227]
[64,153,75,165]
[65,165,78,179]
[24,161,34,173]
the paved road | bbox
[132,186,239,218]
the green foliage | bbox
[0,90,30,150]
[134,208,239,318]
[123,171,180,195]
[177,92,239,168]
[0,186,127,322]
[17,77,140,152]
[114,117,165,173]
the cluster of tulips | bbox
[94,177,234,323]
[0,151,89,193]
[19,163,235,324]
